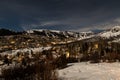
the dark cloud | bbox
[0,0,120,31]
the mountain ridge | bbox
[0,26,120,43]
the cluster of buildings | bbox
[0,33,76,53]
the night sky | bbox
[0,0,120,32]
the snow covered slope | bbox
[27,29,94,39]
[99,26,120,39]
[58,62,120,80]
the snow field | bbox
[58,62,120,80]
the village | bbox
[0,31,120,79]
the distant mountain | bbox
[98,26,120,39]
[0,28,103,39]
[91,29,104,33]
[1,26,120,43]
[0,28,23,36]
[26,29,94,39]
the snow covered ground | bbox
[99,26,120,38]
[58,62,120,80]
[0,46,52,56]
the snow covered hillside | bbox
[27,29,94,38]
[99,26,120,39]
[58,62,120,80]
[26,26,120,42]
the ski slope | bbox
[58,62,120,80]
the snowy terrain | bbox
[26,26,120,42]
[27,29,94,38]
[99,26,120,38]
[58,62,120,80]
[0,47,52,56]
[0,46,52,75]
[112,39,120,43]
